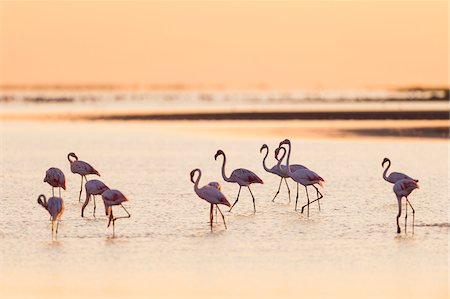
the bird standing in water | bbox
[102,189,130,235]
[37,194,64,239]
[68,152,100,201]
[190,168,231,231]
[43,167,66,197]
[214,150,263,213]
[81,179,110,217]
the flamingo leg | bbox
[295,183,299,210]
[78,175,84,202]
[312,185,322,211]
[216,205,227,229]
[56,219,59,236]
[396,196,402,233]
[404,197,408,233]
[229,186,242,212]
[81,194,90,217]
[303,186,323,212]
[272,177,283,202]
[93,195,96,218]
[58,187,61,198]
[406,197,415,234]
[284,178,291,203]
[248,186,256,213]
[107,208,113,228]
[113,204,131,220]
[52,187,55,197]
[300,186,310,217]
[215,205,218,223]
[210,204,214,231]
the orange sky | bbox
[0,1,447,90]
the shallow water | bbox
[0,120,448,298]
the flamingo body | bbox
[229,168,263,186]
[102,189,128,207]
[43,167,66,190]
[38,195,64,221]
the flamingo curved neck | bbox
[218,153,231,182]
[277,148,286,172]
[285,143,292,175]
[261,147,270,172]
[383,160,391,181]
[193,170,201,194]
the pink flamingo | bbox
[102,189,130,235]
[37,194,64,238]
[81,179,110,218]
[278,140,324,216]
[102,189,131,235]
[43,167,66,197]
[261,144,292,202]
[190,168,231,230]
[214,150,263,213]
[393,179,419,234]
[68,152,100,201]
[382,158,418,183]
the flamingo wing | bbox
[198,185,230,206]
[388,172,415,183]
[47,197,64,220]
[230,168,263,185]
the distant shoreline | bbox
[89,110,449,121]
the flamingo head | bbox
[37,194,46,205]
[190,168,200,183]
[214,150,224,160]
[67,152,78,163]
[279,139,290,147]
[382,157,390,167]
[274,146,285,161]
[260,144,268,153]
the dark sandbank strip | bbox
[89,110,449,121]
[347,126,449,139]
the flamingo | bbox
[382,158,418,184]
[37,194,64,238]
[102,189,130,235]
[393,179,419,233]
[190,168,231,230]
[214,150,263,213]
[68,152,100,201]
[81,179,110,218]
[277,140,324,216]
[43,167,66,197]
[278,139,321,213]
[260,144,292,202]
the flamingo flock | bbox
[36,140,420,238]
[38,152,131,238]
[190,139,419,233]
